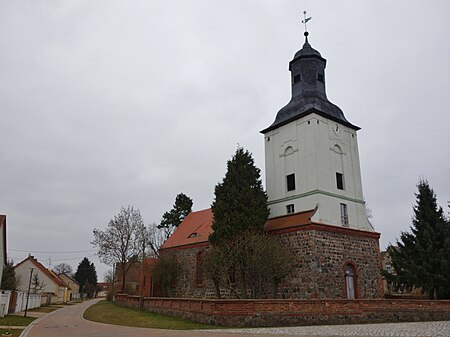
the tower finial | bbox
[301,11,312,42]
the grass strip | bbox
[28,305,62,313]
[0,315,35,326]
[83,300,220,330]
[0,328,24,337]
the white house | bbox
[14,256,68,304]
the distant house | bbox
[14,256,68,304]
[0,215,7,283]
[58,273,80,301]
[96,282,110,297]
[380,248,423,298]
[114,258,158,297]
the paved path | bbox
[20,299,278,337]
[209,321,450,337]
[21,298,450,337]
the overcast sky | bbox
[1,1,449,280]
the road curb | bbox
[18,307,62,337]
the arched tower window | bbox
[196,251,204,286]
[344,263,357,299]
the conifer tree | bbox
[209,148,269,299]
[158,193,193,239]
[209,147,269,244]
[390,179,450,299]
[75,257,98,298]
[1,260,18,291]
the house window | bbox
[293,74,301,83]
[196,251,204,286]
[340,203,349,226]
[286,204,295,214]
[286,174,296,191]
[317,73,324,83]
[336,172,344,190]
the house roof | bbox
[14,256,67,287]
[0,215,6,264]
[97,282,111,289]
[58,273,79,286]
[160,208,316,250]
[160,208,213,250]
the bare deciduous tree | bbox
[205,230,295,299]
[152,253,179,297]
[31,274,45,293]
[53,263,73,276]
[147,222,166,257]
[92,206,146,293]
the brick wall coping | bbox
[117,294,450,305]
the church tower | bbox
[261,30,373,231]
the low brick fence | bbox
[115,294,450,327]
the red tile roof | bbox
[160,208,213,250]
[160,208,317,250]
[264,209,316,232]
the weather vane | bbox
[302,11,312,33]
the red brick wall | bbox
[116,294,450,327]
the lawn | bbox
[0,329,23,337]
[83,300,220,330]
[0,315,35,326]
[29,305,63,313]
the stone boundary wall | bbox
[115,294,450,327]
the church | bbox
[160,29,383,300]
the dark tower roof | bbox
[261,32,359,134]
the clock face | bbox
[332,124,341,136]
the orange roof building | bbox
[14,256,68,304]
[159,206,381,300]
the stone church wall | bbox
[163,225,382,300]
[275,226,382,299]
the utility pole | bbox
[66,282,70,304]
[139,227,147,310]
[24,267,34,317]
[111,264,115,302]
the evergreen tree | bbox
[209,147,269,244]
[209,147,269,299]
[158,193,193,239]
[1,260,18,291]
[390,179,450,299]
[75,257,98,298]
